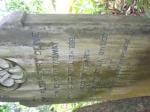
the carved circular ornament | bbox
[0,58,25,90]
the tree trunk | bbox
[0,12,150,106]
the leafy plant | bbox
[5,0,29,12]
[0,105,10,112]
[71,0,105,14]
[5,0,44,13]
[71,0,150,15]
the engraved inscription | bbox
[83,49,90,72]
[116,39,130,77]
[51,42,59,97]
[67,35,76,99]
[32,32,47,100]
[92,33,108,89]
[69,36,75,48]
[52,43,59,60]
[80,49,90,89]
[110,38,130,90]
[97,33,108,67]
[30,31,132,101]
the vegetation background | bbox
[0,0,149,112]
[0,0,150,15]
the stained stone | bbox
[0,12,150,107]
[77,96,150,112]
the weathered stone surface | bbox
[0,12,150,106]
[77,96,150,112]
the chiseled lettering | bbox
[96,33,108,71]
[69,36,75,48]
[52,43,59,60]
[116,39,130,74]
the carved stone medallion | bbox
[0,58,25,90]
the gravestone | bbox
[0,12,150,107]
[77,96,150,112]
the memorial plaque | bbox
[0,12,150,106]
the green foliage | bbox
[72,0,150,15]
[4,0,150,15]
[72,0,105,14]
[126,0,150,9]
[30,0,44,13]
[5,0,44,13]
[37,105,56,112]
[137,0,150,8]
[72,103,84,112]
[126,0,133,4]
[5,0,29,12]
[0,105,10,112]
